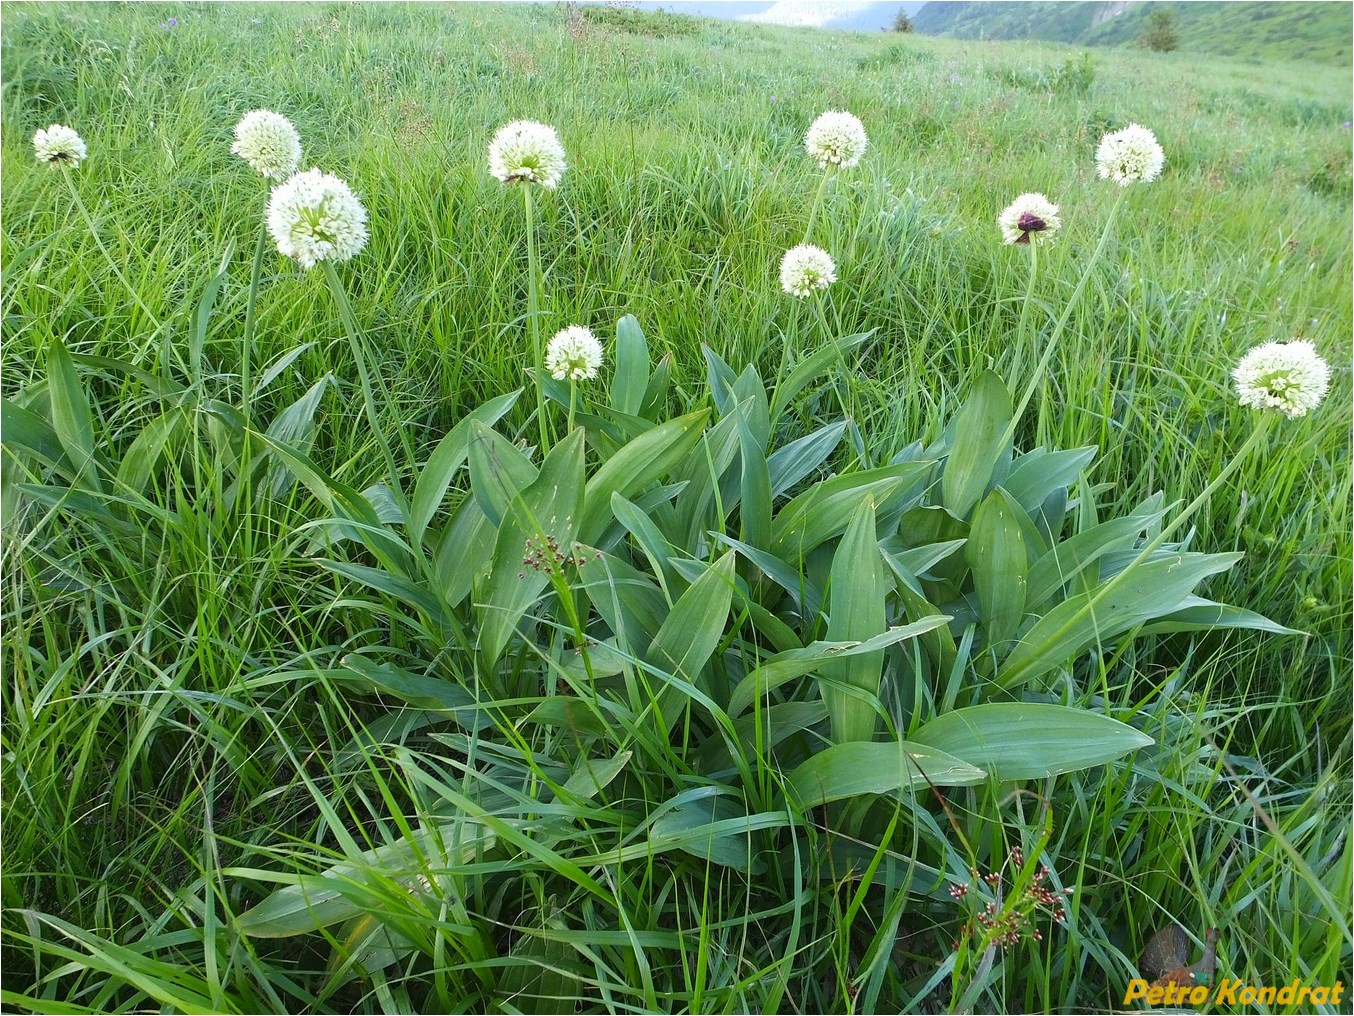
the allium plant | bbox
[779,244,837,298]
[231,109,302,180]
[491,119,568,449]
[32,125,160,330]
[998,192,1060,246]
[546,325,604,431]
[232,111,302,422]
[263,168,403,494]
[32,124,87,167]
[1232,339,1331,418]
[1096,122,1166,185]
[801,109,867,243]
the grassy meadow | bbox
[1,2,1351,1012]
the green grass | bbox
[2,2,1350,1013]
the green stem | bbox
[1000,189,1127,453]
[321,260,404,500]
[240,223,270,421]
[61,168,161,330]
[235,223,270,514]
[567,379,577,434]
[814,297,853,431]
[524,185,550,452]
[1012,238,1039,388]
[802,167,832,245]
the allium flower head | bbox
[780,244,837,297]
[32,124,87,168]
[545,326,603,381]
[1232,340,1330,418]
[998,192,1061,245]
[1095,123,1165,186]
[266,169,368,269]
[231,109,302,180]
[489,120,567,189]
[804,110,868,169]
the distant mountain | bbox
[587,2,927,32]
[911,1,1352,64]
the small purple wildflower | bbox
[1344,120,1352,129]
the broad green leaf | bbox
[887,558,959,675]
[578,549,669,651]
[478,429,586,669]
[262,374,333,499]
[673,401,746,549]
[737,409,772,551]
[728,619,951,717]
[561,750,631,801]
[649,793,767,873]
[1001,447,1097,514]
[580,409,710,546]
[731,364,771,450]
[45,339,101,491]
[767,420,847,498]
[822,499,887,743]
[190,241,233,386]
[1026,493,1169,607]
[69,351,187,399]
[468,421,538,528]
[254,433,412,575]
[910,702,1153,780]
[716,534,822,614]
[611,492,678,603]
[1135,597,1303,637]
[645,551,736,728]
[639,352,673,421]
[114,408,187,495]
[611,315,650,418]
[999,552,1242,689]
[769,330,873,424]
[339,655,487,729]
[941,370,1011,520]
[770,462,930,562]
[881,537,968,579]
[409,390,520,547]
[236,823,494,938]
[697,701,827,774]
[786,740,986,807]
[966,488,1028,647]
[523,696,611,740]
[321,559,452,632]
[433,494,496,609]
[255,341,317,395]
[702,345,739,417]
[1,398,66,468]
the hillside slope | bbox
[913,1,1352,64]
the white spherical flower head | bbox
[489,120,567,189]
[998,192,1061,245]
[232,109,302,180]
[804,110,868,169]
[1232,339,1330,418]
[1096,123,1165,186]
[545,326,603,381]
[780,244,837,297]
[266,169,369,270]
[33,124,88,168]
